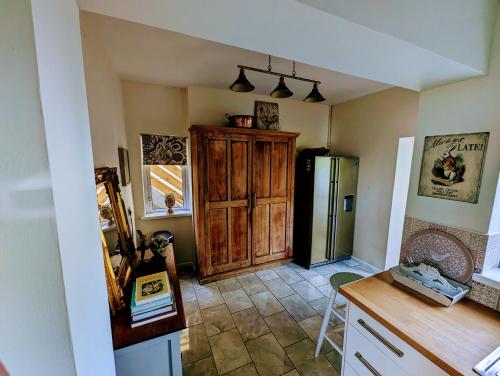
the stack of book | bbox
[130,271,176,328]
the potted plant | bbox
[149,237,169,258]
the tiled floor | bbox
[180,259,377,376]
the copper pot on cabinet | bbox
[225,113,255,128]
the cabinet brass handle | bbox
[357,319,404,358]
[355,352,382,376]
[252,193,257,209]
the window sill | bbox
[473,268,500,290]
[141,209,192,221]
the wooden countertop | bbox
[111,244,186,350]
[340,271,500,376]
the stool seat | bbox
[330,272,363,291]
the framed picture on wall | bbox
[417,132,489,204]
[118,147,131,186]
[254,101,279,130]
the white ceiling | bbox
[80,11,390,105]
[296,0,498,72]
[77,0,498,91]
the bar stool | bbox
[315,272,364,358]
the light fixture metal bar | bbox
[237,64,320,84]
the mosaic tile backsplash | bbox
[401,216,500,312]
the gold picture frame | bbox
[95,167,136,314]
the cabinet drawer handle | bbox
[357,319,404,358]
[355,352,382,376]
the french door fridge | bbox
[294,153,359,267]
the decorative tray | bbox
[390,264,470,307]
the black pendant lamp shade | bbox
[230,68,255,92]
[303,83,325,103]
[270,76,293,98]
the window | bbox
[143,164,191,214]
[140,133,190,216]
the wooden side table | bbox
[112,244,186,376]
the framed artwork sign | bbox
[255,101,279,130]
[417,132,489,204]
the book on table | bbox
[130,271,177,328]
[131,301,177,328]
[135,271,172,306]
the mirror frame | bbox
[95,167,136,313]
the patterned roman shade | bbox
[141,134,187,165]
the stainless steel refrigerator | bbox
[294,152,359,267]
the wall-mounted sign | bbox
[418,132,489,204]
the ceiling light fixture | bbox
[303,82,326,103]
[229,67,255,92]
[229,56,325,102]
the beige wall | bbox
[406,3,500,235]
[121,81,195,265]
[81,11,135,235]
[188,86,331,151]
[331,88,420,270]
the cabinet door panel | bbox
[271,142,288,197]
[252,205,270,257]
[252,137,294,264]
[231,206,249,262]
[207,140,227,202]
[254,141,271,198]
[208,208,228,266]
[231,141,249,200]
[204,134,252,275]
[270,203,287,254]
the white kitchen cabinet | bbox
[342,302,448,376]
[114,330,182,376]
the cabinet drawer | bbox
[348,303,447,376]
[343,361,361,376]
[345,323,403,376]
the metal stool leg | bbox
[315,288,337,358]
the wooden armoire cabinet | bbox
[190,125,299,282]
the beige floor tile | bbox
[201,304,236,336]
[238,274,268,295]
[232,307,270,342]
[282,370,300,376]
[182,356,218,376]
[264,278,295,299]
[279,294,317,321]
[180,324,212,366]
[195,284,225,310]
[289,263,308,272]
[222,288,254,313]
[274,267,304,285]
[299,270,329,287]
[184,300,203,327]
[217,277,242,293]
[264,311,308,347]
[236,272,256,280]
[256,269,280,282]
[250,291,285,317]
[246,333,294,376]
[209,328,252,374]
[298,315,344,353]
[308,296,329,316]
[325,350,342,372]
[285,338,338,376]
[291,280,324,302]
[316,283,333,297]
[181,279,197,303]
[225,363,259,376]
